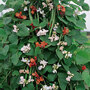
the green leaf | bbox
[54,0,59,6]
[65,36,72,46]
[48,57,58,64]
[11,53,19,65]
[56,49,63,60]
[66,16,76,24]
[47,73,57,82]
[22,83,35,90]
[9,34,18,44]
[28,36,37,43]
[65,7,73,16]
[0,45,9,56]
[33,19,39,26]
[58,73,67,90]
[0,5,5,12]
[12,70,19,76]
[58,16,68,25]
[75,20,86,29]
[35,47,41,56]
[3,17,12,25]
[76,82,85,90]
[76,48,90,64]
[82,3,90,11]
[17,24,29,37]
[82,70,90,87]
[39,19,47,28]
[22,20,31,26]
[70,65,82,81]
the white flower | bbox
[49,32,59,42]
[13,25,19,33]
[21,57,30,65]
[38,60,48,70]
[53,69,57,73]
[40,60,48,68]
[66,71,74,82]
[62,50,67,54]
[24,0,30,5]
[46,0,52,3]
[37,8,41,12]
[67,71,71,75]
[42,2,47,8]
[38,65,43,70]
[59,46,64,51]
[48,3,53,11]
[65,52,72,59]
[66,76,71,82]
[28,76,34,83]
[73,8,80,16]
[52,84,58,90]
[37,8,46,17]
[41,85,52,90]
[21,44,31,53]
[24,6,28,11]
[62,42,67,46]
[19,76,26,87]
[52,63,61,73]
[59,0,61,4]
[37,29,48,36]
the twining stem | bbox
[29,4,33,23]
[0,71,11,85]
[49,9,56,37]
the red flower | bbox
[29,58,37,68]
[57,5,66,16]
[15,12,27,19]
[32,71,39,78]
[30,23,36,29]
[32,72,44,84]
[48,22,52,28]
[34,56,37,61]
[82,65,86,70]
[35,41,48,48]
[62,27,69,35]
[30,5,37,15]
[36,76,44,84]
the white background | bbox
[0,0,90,31]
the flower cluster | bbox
[62,50,72,59]
[35,41,48,48]
[15,11,27,19]
[41,84,58,90]
[30,23,36,29]
[13,25,19,33]
[30,5,37,15]
[53,23,59,31]
[37,29,48,36]
[21,57,30,65]
[66,71,74,82]
[32,72,44,84]
[57,5,66,16]
[19,76,34,87]
[29,57,37,68]
[38,60,48,70]
[62,27,69,35]
[52,63,61,73]
[49,31,59,42]
[19,69,29,74]
[57,41,67,51]
[22,1,30,11]
[37,8,46,17]
[21,44,31,53]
